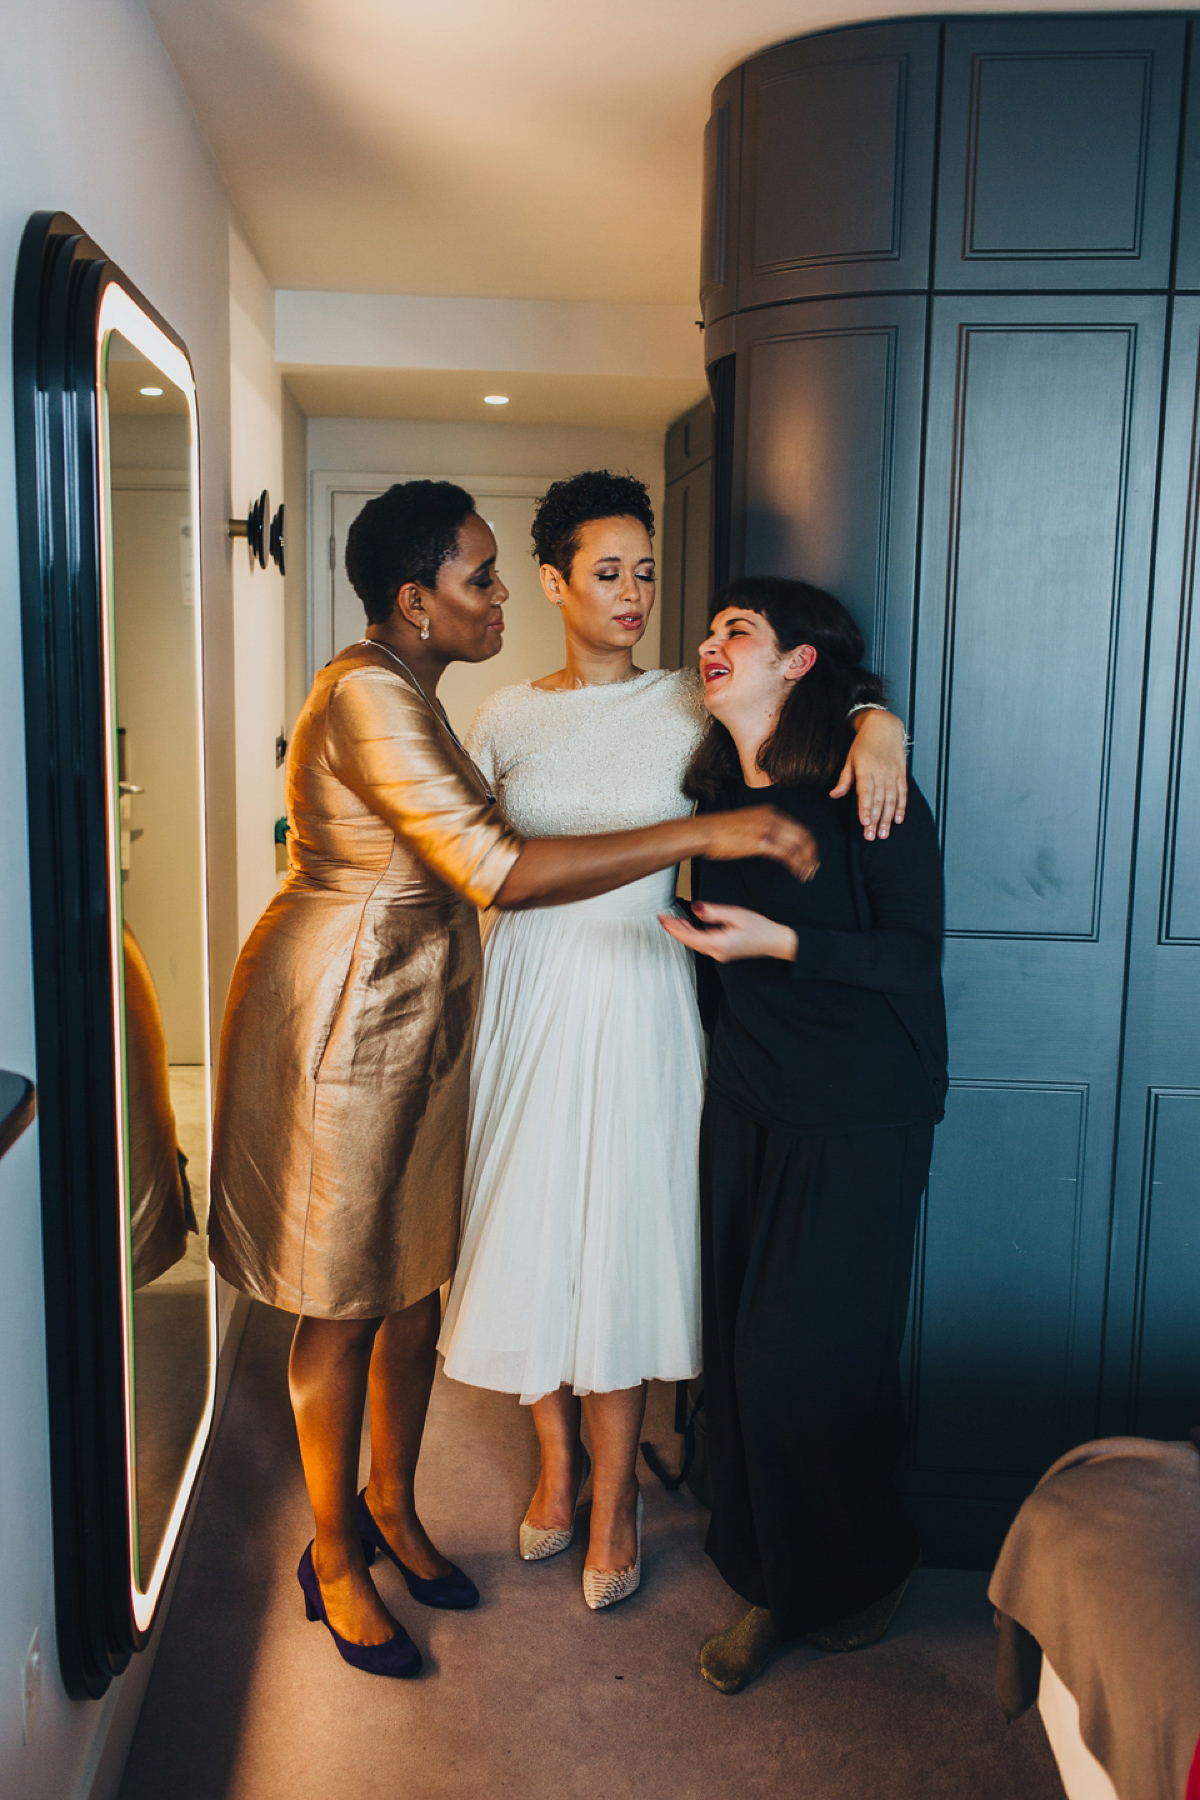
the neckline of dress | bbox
[524,668,665,696]
[353,638,471,758]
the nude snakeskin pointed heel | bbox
[519,1450,591,1562]
[582,1493,642,1610]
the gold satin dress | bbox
[208,644,523,1318]
[123,922,196,1289]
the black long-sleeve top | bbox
[692,778,948,1136]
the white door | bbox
[321,477,566,739]
[111,478,206,1062]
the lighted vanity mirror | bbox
[100,314,215,1626]
[14,214,215,1696]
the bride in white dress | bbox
[438,471,906,1609]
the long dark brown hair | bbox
[685,577,887,800]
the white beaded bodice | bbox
[466,669,708,839]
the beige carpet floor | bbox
[116,1302,1062,1800]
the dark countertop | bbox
[0,1071,36,1162]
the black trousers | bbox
[699,1095,934,1640]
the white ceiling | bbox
[142,0,1146,309]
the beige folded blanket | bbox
[988,1437,1200,1800]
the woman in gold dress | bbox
[209,481,818,1677]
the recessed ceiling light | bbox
[140,385,163,397]
[483,394,509,405]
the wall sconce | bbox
[229,491,285,574]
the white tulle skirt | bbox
[438,870,705,1405]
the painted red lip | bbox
[703,664,730,681]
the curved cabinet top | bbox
[700,67,743,325]
[935,15,1186,291]
[735,21,939,311]
[707,13,1191,310]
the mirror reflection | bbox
[102,329,213,1594]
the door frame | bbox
[308,471,557,683]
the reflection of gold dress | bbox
[124,923,196,1288]
[208,645,522,1319]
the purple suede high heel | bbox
[357,1490,480,1610]
[297,1543,421,1678]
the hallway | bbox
[117,1304,1061,1800]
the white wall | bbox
[0,6,276,1798]
[278,290,701,378]
[229,223,286,943]
[282,383,309,733]
[307,417,667,674]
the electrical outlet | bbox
[21,1629,41,1743]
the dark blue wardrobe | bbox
[702,13,1200,1564]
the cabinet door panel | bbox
[906,295,1166,1535]
[936,18,1185,290]
[1173,35,1200,289]
[659,477,686,672]
[1102,296,1200,1441]
[936,322,1136,939]
[665,399,713,486]
[732,295,926,704]
[661,461,713,674]
[679,462,713,672]
[700,69,742,326]
[913,1081,1088,1476]
[738,23,938,307]
[1125,1091,1200,1438]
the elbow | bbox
[489,874,521,911]
[876,932,942,993]
[490,851,538,911]
[904,947,944,993]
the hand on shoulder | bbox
[830,709,908,840]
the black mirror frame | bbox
[12,212,210,1699]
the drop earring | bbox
[419,617,430,641]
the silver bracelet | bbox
[847,702,913,752]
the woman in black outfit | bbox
[661,577,947,1695]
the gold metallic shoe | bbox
[519,1450,591,1562]
[806,1561,918,1653]
[582,1493,642,1610]
[700,1606,781,1693]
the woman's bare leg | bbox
[581,1384,646,1571]
[362,1289,452,1579]
[525,1386,586,1529]
[289,1314,397,1645]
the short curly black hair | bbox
[344,480,476,625]
[530,470,654,579]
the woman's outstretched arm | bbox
[494,807,819,910]
[327,667,817,914]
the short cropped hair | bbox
[530,470,654,580]
[344,480,476,625]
